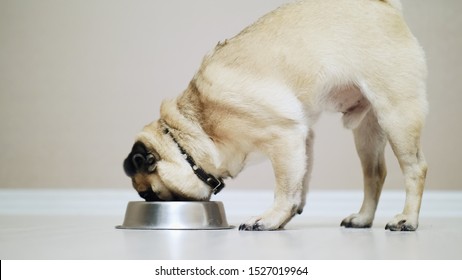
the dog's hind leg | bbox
[341,111,388,228]
[381,105,428,231]
[362,75,428,231]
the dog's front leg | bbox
[239,128,308,231]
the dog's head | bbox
[123,121,213,202]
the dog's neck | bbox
[160,120,225,195]
[160,80,250,181]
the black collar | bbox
[162,124,225,195]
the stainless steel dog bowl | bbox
[116,201,233,230]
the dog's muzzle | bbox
[138,189,160,202]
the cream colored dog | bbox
[124,0,428,231]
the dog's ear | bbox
[123,141,157,177]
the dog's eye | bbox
[147,163,157,173]
[146,154,158,173]
[146,154,155,165]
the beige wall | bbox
[0,0,461,191]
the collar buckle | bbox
[207,177,225,195]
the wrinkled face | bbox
[123,122,212,202]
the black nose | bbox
[138,189,160,202]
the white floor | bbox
[1,189,461,260]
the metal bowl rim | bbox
[116,200,233,230]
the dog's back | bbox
[199,0,425,110]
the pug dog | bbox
[124,0,428,231]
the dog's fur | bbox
[124,0,428,231]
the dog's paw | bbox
[340,213,373,228]
[238,203,301,231]
[385,214,418,231]
[238,221,266,231]
[238,216,281,231]
[238,211,293,231]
